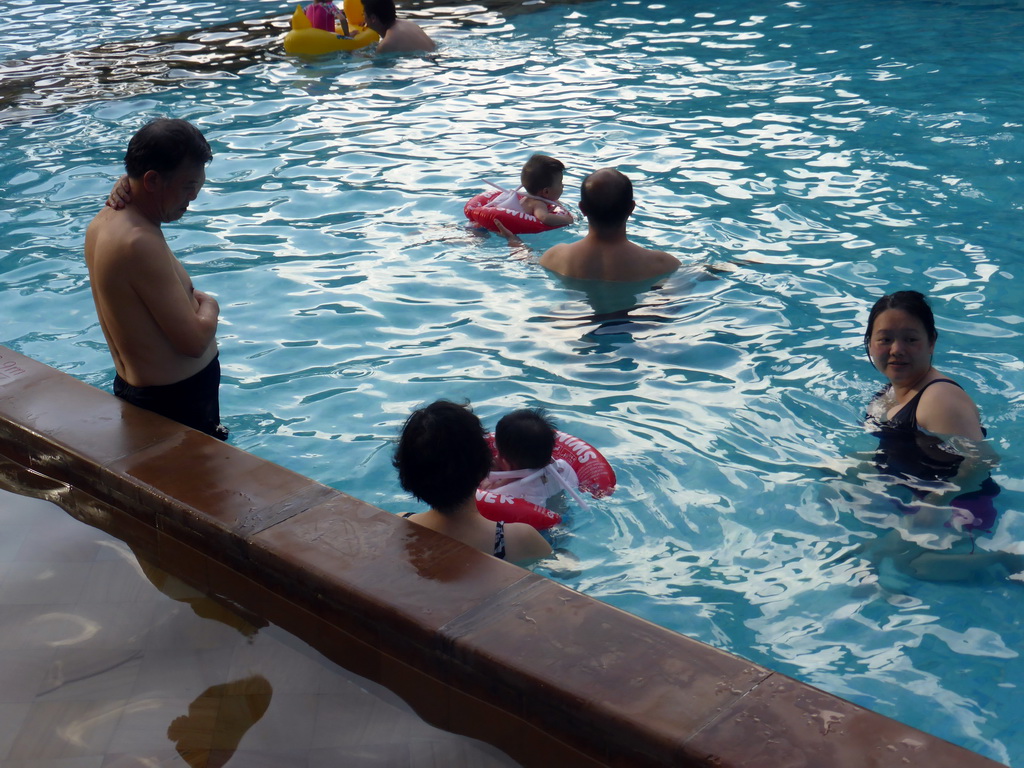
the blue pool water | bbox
[3,0,1024,763]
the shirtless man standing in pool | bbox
[539,168,680,282]
[85,118,228,440]
[362,0,435,54]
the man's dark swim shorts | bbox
[114,355,228,440]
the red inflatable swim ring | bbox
[464,187,572,235]
[476,431,616,530]
[550,431,616,498]
[475,487,563,530]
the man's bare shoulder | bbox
[86,207,166,271]
[539,241,574,271]
[91,206,158,243]
[645,246,681,271]
[540,242,569,260]
[379,20,435,53]
[86,204,117,239]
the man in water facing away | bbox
[362,0,435,54]
[84,118,228,439]
[539,168,680,282]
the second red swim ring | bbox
[464,188,572,235]
[476,431,616,530]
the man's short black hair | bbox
[124,118,212,178]
[393,400,492,512]
[495,408,556,470]
[362,0,397,28]
[580,168,633,228]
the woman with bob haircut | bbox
[393,399,551,563]
[864,290,998,521]
[865,290,984,441]
[858,291,1023,582]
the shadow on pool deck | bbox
[0,345,1006,768]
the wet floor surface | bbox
[0,488,520,768]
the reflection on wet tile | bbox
[177,750,304,768]
[226,636,328,695]
[0,702,32,760]
[0,490,520,767]
[0,561,93,606]
[142,604,259,652]
[101,750,189,767]
[166,675,272,765]
[6,698,128,760]
[7,757,106,768]
[13,518,108,565]
[0,602,159,653]
[230,692,317,751]
[310,691,403,750]
[306,738,519,768]
[102,695,191,757]
[77,561,154,605]
[131,649,239,702]
[0,649,54,704]
[37,649,144,703]
[0,506,32,561]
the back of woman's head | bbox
[394,400,491,512]
[863,290,938,352]
[495,408,556,470]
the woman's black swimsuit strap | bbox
[887,378,962,432]
[401,513,507,560]
[494,521,506,560]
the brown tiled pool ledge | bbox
[0,345,1005,768]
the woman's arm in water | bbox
[916,380,985,441]
[919,432,1000,511]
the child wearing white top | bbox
[481,409,584,508]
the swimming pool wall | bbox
[0,344,1004,768]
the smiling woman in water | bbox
[854,290,1024,585]
[864,290,984,440]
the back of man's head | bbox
[362,0,397,28]
[580,168,634,229]
[124,118,211,179]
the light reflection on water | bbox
[3,0,1024,763]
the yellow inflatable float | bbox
[283,0,379,55]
